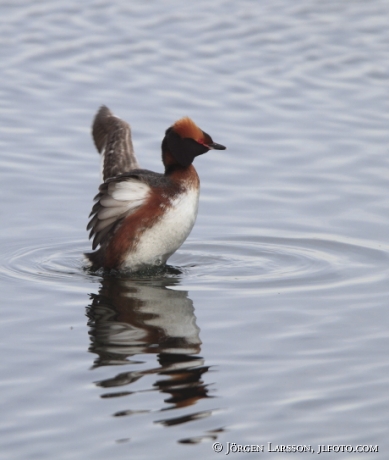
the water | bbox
[1,0,389,458]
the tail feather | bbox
[84,248,104,270]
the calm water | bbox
[1,1,389,458]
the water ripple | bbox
[173,235,389,293]
[2,235,386,295]
[0,238,88,285]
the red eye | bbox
[197,138,205,145]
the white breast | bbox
[121,187,199,270]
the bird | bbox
[85,106,226,271]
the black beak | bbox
[207,142,226,150]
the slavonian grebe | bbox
[85,106,226,270]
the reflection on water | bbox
[86,274,218,434]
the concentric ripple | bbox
[172,235,389,293]
[1,235,388,293]
[0,238,89,285]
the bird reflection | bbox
[86,272,214,428]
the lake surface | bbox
[0,1,388,458]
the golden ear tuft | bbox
[172,117,203,141]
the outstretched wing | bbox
[87,176,150,250]
[92,106,140,181]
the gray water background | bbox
[0,1,388,458]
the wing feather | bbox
[97,206,130,220]
[92,225,113,250]
[92,106,140,181]
[87,177,151,250]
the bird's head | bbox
[162,117,226,168]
